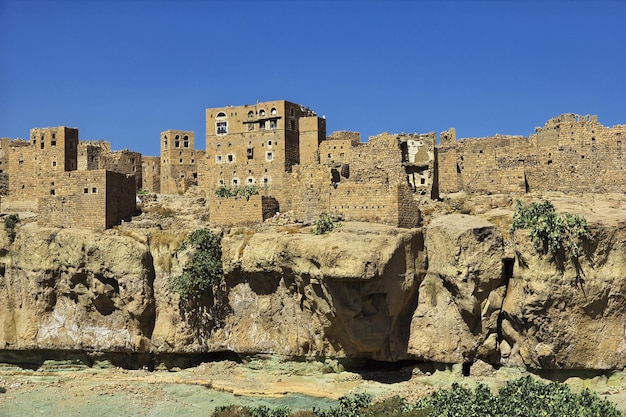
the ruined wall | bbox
[77,141,110,170]
[141,156,161,193]
[99,150,142,191]
[437,114,626,195]
[292,132,424,228]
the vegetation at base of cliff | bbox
[211,377,622,417]
[215,184,259,200]
[511,200,590,259]
[313,212,341,235]
[4,213,20,243]
[168,228,223,299]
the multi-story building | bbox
[203,100,326,213]
[160,130,200,194]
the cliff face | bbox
[1,212,625,370]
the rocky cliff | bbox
[0,200,625,371]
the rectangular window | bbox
[260,120,266,130]
[266,151,274,161]
[216,155,223,163]
[41,142,44,149]
[52,161,57,167]
[84,188,88,194]
[50,189,55,195]
[51,141,56,146]
[270,120,277,129]
[92,187,97,193]
[227,154,234,162]
[217,121,228,135]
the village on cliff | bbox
[1,100,624,229]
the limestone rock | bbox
[500,224,626,369]
[408,214,506,363]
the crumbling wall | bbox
[436,114,626,195]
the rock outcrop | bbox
[1,208,625,370]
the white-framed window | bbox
[248,110,254,118]
[260,120,266,129]
[246,176,255,184]
[270,119,277,129]
[259,109,266,117]
[271,107,277,115]
[266,151,274,161]
[215,155,223,163]
[232,178,239,186]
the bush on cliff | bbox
[313,212,340,235]
[4,213,20,243]
[168,228,223,299]
[511,200,589,259]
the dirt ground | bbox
[2,359,626,417]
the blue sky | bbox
[1,0,625,156]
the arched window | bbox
[259,109,266,117]
[248,110,254,118]
[271,108,277,115]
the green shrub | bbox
[215,185,259,200]
[4,213,20,243]
[417,376,622,417]
[313,212,340,235]
[511,200,589,259]
[168,228,223,299]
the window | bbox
[179,159,183,164]
[92,187,97,193]
[248,110,254,118]
[290,120,296,130]
[290,108,295,116]
[247,177,255,184]
[50,189,55,195]
[51,141,56,146]
[52,161,57,167]
[248,123,254,131]
[216,155,223,163]
[270,120,277,129]
[271,107,277,115]
[218,179,225,186]
[184,141,189,148]
[41,142,44,149]
[260,120,266,129]
[259,109,266,117]
[266,151,274,161]
[263,176,270,184]
[84,188,88,194]
[217,121,228,135]
[227,154,234,162]
[232,178,239,185]
[267,140,272,147]
[175,141,180,148]
[217,143,221,150]
[217,112,227,118]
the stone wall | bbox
[438,114,626,195]
[160,130,198,195]
[209,194,278,226]
[141,156,161,193]
[38,170,135,230]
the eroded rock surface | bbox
[1,199,626,370]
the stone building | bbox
[203,100,326,213]
[141,156,161,193]
[437,114,626,195]
[160,130,201,194]
[78,141,143,190]
[3,126,136,229]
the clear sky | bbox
[1,0,624,156]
